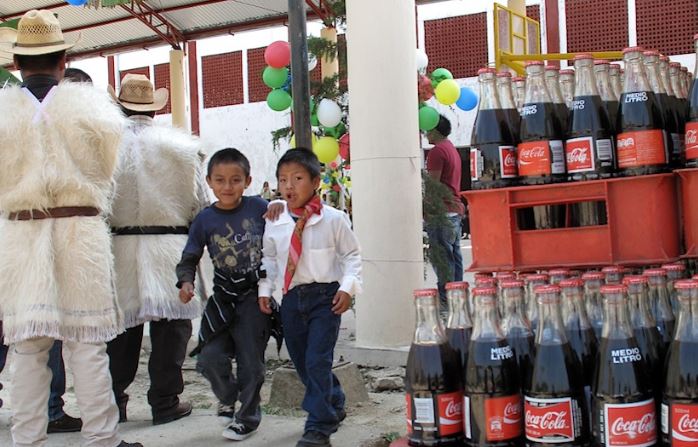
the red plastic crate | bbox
[676,169,698,258]
[463,174,680,272]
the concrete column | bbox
[169,49,187,129]
[320,26,339,81]
[346,0,423,348]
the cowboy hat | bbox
[0,27,17,64]
[109,74,169,112]
[8,10,79,56]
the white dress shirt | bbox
[258,203,362,297]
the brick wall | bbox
[565,0,628,52]
[201,51,244,108]
[636,0,696,56]
[153,63,172,115]
[424,13,488,78]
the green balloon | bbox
[310,98,319,126]
[430,67,453,88]
[323,122,346,138]
[267,89,292,111]
[418,106,439,131]
[263,66,288,89]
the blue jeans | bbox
[281,282,345,436]
[426,214,464,310]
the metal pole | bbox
[288,0,312,149]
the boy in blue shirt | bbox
[258,148,362,447]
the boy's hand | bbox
[263,202,285,221]
[332,291,352,315]
[179,282,195,303]
[259,296,273,314]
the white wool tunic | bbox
[110,116,208,328]
[0,82,126,344]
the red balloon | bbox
[339,133,350,161]
[264,41,291,68]
[418,74,434,102]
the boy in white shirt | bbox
[258,148,361,447]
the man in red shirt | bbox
[426,115,464,312]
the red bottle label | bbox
[406,391,463,438]
[499,145,518,178]
[604,399,657,447]
[616,129,666,168]
[438,391,464,436]
[565,136,595,173]
[525,396,576,442]
[484,394,523,441]
[671,403,698,447]
[518,141,551,177]
[686,122,698,161]
[406,394,413,434]
[471,148,481,181]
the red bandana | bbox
[284,195,323,293]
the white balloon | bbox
[416,48,429,74]
[308,54,318,71]
[317,99,342,128]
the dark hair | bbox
[435,114,452,137]
[121,106,155,118]
[276,148,321,179]
[207,148,250,177]
[64,67,92,83]
[14,50,66,72]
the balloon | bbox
[308,54,318,71]
[456,86,478,111]
[338,133,350,160]
[314,137,340,164]
[434,79,461,105]
[430,67,453,88]
[329,161,338,170]
[323,122,346,139]
[418,106,439,131]
[281,71,293,93]
[290,133,318,151]
[66,0,88,5]
[264,41,290,68]
[266,89,292,111]
[262,66,288,89]
[418,74,434,102]
[317,99,342,128]
[416,49,429,74]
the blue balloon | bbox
[282,72,293,93]
[455,87,478,111]
[66,0,88,5]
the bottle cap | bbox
[512,76,526,82]
[500,280,525,288]
[600,284,628,294]
[525,274,549,282]
[594,59,610,65]
[549,268,571,276]
[573,53,594,61]
[475,277,497,287]
[610,63,621,69]
[660,55,670,62]
[643,49,659,57]
[525,60,544,67]
[670,62,681,68]
[623,275,648,285]
[582,271,605,280]
[496,71,513,77]
[559,69,575,75]
[643,268,667,277]
[472,286,497,296]
[559,278,584,287]
[477,67,497,75]
[445,281,469,290]
[623,46,644,54]
[675,280,698,290]
[661,263,686,272]
[534,284,561,294]
[602,266,622,274]
[413,288,438,298]
[545,64,560,71]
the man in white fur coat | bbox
[107,73,209,425]
[0,10,141,447]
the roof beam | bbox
[119,0,185,49]
[304,0,330,25]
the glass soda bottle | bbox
[406,289,464,446]
[471,68,518,190]
[582,271,605,339]
[617,47,668,176]
[595,60,620,135]
[464,287,523,447]
[549,269,571,285]
[500,280,535,379]
[560,278,599,393]
[497,71,521,145]
[525,284,590,447]
[546,65,570,134]
[644,268,676,352]
[686,34,698,167]
[513,76,526,113]
[559,69,576,110]
[446,281,473,372]
[497,272,517,318]
[644,50,678,166]
[592,284,657,447]
[603,266,624,285]
[526,274,549,334]
[661,279,698,447]
[610,64,623,100]
[662,263,687,316]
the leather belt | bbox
[8,206,100,221]
[112,226,189,236]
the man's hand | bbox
[331,291,352,315]
[259,296,273,314]
[179,282,195,303]
[263,202,285,221]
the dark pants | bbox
[106,318,192,414]
[426,214,464,312]
[281,282,345,436]
[196,291,270,429]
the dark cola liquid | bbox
[507,333,535,382]
[616,91,668,176]
[472,109,517,190]
[566,327,598,388]
[519,102,566,185]
[605,100,619,134]
[633,326,663,383]
[525,343,590,447]
[406,343,463,446]
[555,103,570,138]
[504,109,521,145]
[662,340,698,447]
[656,93,680,167]
[446,327,472,371]
[656,317,675,354]
[686,79,698,167]
[464,339,522,447]
[566,95,615,181]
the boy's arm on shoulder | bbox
[258,220,278,297]
[334,211,363,296]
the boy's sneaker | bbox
[217,403,235,424]
[296,431,332,447]
[222,420,257,441]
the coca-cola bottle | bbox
[406,289,464,446]
[498,272,518,318]
[661,279,698,447]
[446,281,473,371]
[644,50,679,166]
[603,266,624,285]
[659,55,684,143]
[497,71,522,145]
[644,269,675,351]
[472,68,518,190]
[566,53,616,182]
[526,274,549,334]
[464,287,523,447]
[525,284,590,447]
[662,263,687,316]
[595,60,620,135]
[513,76,526,113]
[681,67,690,100]
[549,269,571,285]
[559,69,576,110]
[546,65,570,134]
[582,271,605,339]
[560,279,598,392]
[617,47,668,176]
[518,61,566,186]
[686,34,698,167]
[500,280,535,377]
[670,62,688,133]
[592,284,657,447]
[610,64,623,100]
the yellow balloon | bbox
[434,79,461,105]
[290,134,318,151]
[314,137,340,164]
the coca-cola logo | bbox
[444,400,462,418]
[504,152,516,166]
[504,402,521,421]
[567,147,589,163]
[526,410,569,430]
[611,413,656,438]
[687,129,697,146]
[520,146,547,160]
[678,414,698,434]
[617,137,635,149]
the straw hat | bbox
[8,10,79,56]
[109,74,169,112]
[0,27,17,64]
